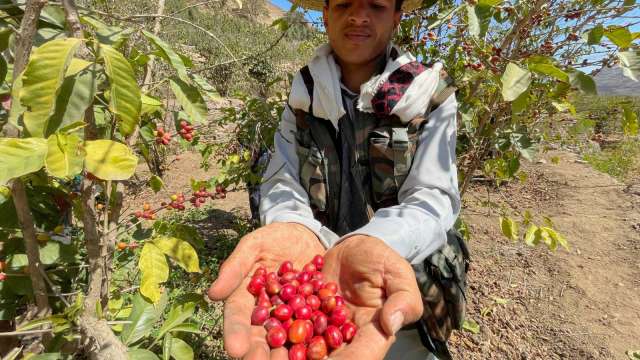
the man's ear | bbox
[393,10,402,29]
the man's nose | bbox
[347,3,371,25]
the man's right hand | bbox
[207,222,325,359]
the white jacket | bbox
[259,44,461,265]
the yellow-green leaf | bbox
[149,175,164,193]
[152,236,200,273]
[141,93,163,117]
[0,138,47,185]
[169,77,208,124]
[499,216,519,241]
[622,105,639,136]
[462,319,480,334]
[139,243,169,303]
[45,133,85,179]
[541,227,569,251]
[524,224,539,246]
[501,63,531,102]
[619,51,640,81]
[20,38,82,137]
[604,26,633,49]
[100,44,141,136]
[8,71,24,130]
[84,140,138,180]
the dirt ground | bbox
[125,148,640,359]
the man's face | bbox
[323,0,401,67]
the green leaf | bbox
[45,133,85,179]
[149,175,164,193]
[100,44,141,136]
[48,61,98,135]
[121,292,167,345]
[467,3,493,38]
[604,26,633,48]
[169,77,208,124]
[528,63,569,82]
[81,15,132,48]
[0,138,47,185]
[84,140,138,180]
[584,24,604,45]
[462,319,480,334]
[569,71,597,95]
[8,70,24,130]
[499,216,519,241]
[618,51,640,82]
[166,335,194,360]
[127,348,161,360]
[139,243,169,303]
[191,74,222,101]
[152,236,200,273]
[501,63,531,102]
[141,94,163,117]
[157,301,196,339]
[20,38,82,137]
[28,353,63,360]
[168,323,202,335]
[142,30,190,83]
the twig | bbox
[38,266,71,307]
[0,329,52,337]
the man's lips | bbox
[344,31,371,43]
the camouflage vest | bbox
[292,64,469,359]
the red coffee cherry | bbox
[251,306,269,326]
[330,306,349,327]
[311,255,324,271]
[341,321,357,343]
[288,343,307,360]
[288,295,306,311]
[295,305,312,320]
[313,313,328,336]
[278,261,294,276]
[267,326,287,348]
[324,325,344,349]
[263,317,282,331]
[272,304,293,322]
[280,284,297,302]
[306,295,321,310]
[288,319,308,344]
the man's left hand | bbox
[322,235,423,360]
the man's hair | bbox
[324,0,405,11]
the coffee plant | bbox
[0,0,637,358]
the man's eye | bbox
[335,2,350,9]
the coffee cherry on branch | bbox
[0,272,6,281]
[117,242,128,251]
[179,120,196,143]
[155,127,172,145]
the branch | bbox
[8,0,51,321]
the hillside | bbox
[594,67,640,96]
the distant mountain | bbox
[594,67,640,96]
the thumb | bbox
[207,237,258,301]
[380,289,424,336]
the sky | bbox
[270,0,322,23]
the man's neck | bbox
[336,51,387,93]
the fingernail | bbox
[390,312,404,334]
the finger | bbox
[222,277,255,358]
[329,321,393,360]
[244,326,270,360]
[380,259,423,336]
[208,236,259,301]
[269,347,289,360]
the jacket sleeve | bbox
[259,106,341,249]
[344,94,461,265]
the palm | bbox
[208,222,325,359]
[321,236,424,360]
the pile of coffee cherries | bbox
[248,255,357,359]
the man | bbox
[208,0,461,359]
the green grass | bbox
[583,138,640,182]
